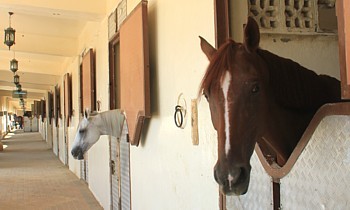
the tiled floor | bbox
[0,130,103,210]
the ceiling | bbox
[0,0,106,112]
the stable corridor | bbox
[0,131,102,210]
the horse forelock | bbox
[199,41,241,99]
[79,117,89,129]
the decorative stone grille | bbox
[249,0,280,30]
[248,0,334,34]
[285,0,316,32]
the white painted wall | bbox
[124,0,219,209]
[85,16,112,208]
[260,35,340,79]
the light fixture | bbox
[17,84,22,91]
[10,58,18,73]
[14,74,19,85]
[19,100,25,106]
[4,12,16,50]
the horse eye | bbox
[79,129,85,134]
[252,84,260,94]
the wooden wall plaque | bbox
[120,0,150,146]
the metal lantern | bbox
[19,99,25,106]
[17,84,22,91]
[14,74,19,85]
[4,12,15,50]
[10,58,18,73]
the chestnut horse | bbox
[199,17,341,195]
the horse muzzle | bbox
[71,146,84,160]
[214,164,251,196]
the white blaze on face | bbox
[228,174,234,189]
[221,71,232,157]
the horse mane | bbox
[199,40,240,98]
[257,49,341,111]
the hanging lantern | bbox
[10,58,18,73]
[14,74,19,85]
[17,84,22,91]
[4,12,16,50]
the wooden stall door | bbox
[64,73,72,125]
[120,0,150,146]
[82,49,96,112]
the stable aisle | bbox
[0,130,102,210]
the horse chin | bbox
[219,173,251,196]
[220,182,249,196]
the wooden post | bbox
[336,0,350,99]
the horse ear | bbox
[243,17,260,52]
[199,36,217,60]
[84,108,90,119]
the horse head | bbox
[71,109,102,160]
[199,17,269,195]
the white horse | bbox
[71,109,125,160]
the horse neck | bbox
[96,110,125,138]
[260,101,314,165]
[257,49,340,109]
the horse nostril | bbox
[214,169,219,184]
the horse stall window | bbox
[34,100,41,118]
[40,99,46,122]
[81,49,96,112]
[48,92,54,124]
[54,85,61,127]
[64,73,72,126]
[109,34,121,110]
[247,0,337,34]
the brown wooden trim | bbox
[214,0,230,48]
[109,33,120,110]
[48,91,54,124]
[64,73,72,126]
[219,191,226,210]
[91,50,96,111]
[41,99,46,122]
[54,85,61,127]
[255,102,350,179]
[336,0,350,99]
[272,181,281,210]
[142,2,151,118]
[214,1,230,209]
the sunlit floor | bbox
[0,130,102,210]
